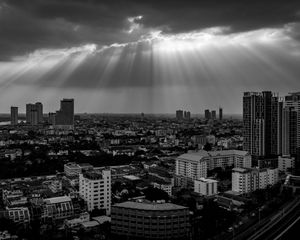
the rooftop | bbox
[44,196,71,204]
[195,178,218,183]
[207,150,249,157]
[232,168,250,173]
[123,175,141,181]
[177,151,209,162]
[113,201,187,211]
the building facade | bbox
[42,196,74,221]
[64,162,93,177]
[79,169,111,214]
[26,102,43,125]
[176,110,183,121]
[232,167,279,194]
[10,106,18,125]
[194,178,218,196]
[176,152,208,182]
[55,99,74,129]
[111,201,190,240]
[219,107,223,120]
[243,91,281,157]
[278,155,295,173]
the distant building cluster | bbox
[10,98,74,129]
[176,109,191,121]
[205,107,223,120]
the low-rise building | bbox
[232,168,279,194]
[194,178,218,196]
[42,196,74,221]
[278,155,295,173]
[64,162,93,177]
[111,200,190,240]
[7,207,30,224]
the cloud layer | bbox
[1,0,300,59]
[0,0,300,114]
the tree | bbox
[203,143,212,151]
[144,187,169,201]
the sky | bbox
[0,0,300,114]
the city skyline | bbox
[0,0,299,114]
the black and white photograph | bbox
[0,0,299,239]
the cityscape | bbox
[0,1,300,240]
[0,91,299,240]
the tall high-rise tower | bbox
[219,107,223,120]
[204,109,211,120]
[55,99,74,128]
[35,102,43,123]
[283,93,300,174]
[10,106,18,125]
[26,103,34,124]
[211,110,216,120]
[26,102,43,125]
[243,91,281,157]
[176,110,183,120]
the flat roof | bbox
[44,196,71,204]
[195,178,218,183]
[232,168,250,173]
[113,201,187,211]
[123,175,141,181]
[207,150,249,157]
[177,151,209,162]
[81,221,99,228]
[92,216,111,224]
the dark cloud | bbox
[0,0,300,60]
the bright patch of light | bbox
[127,15,143,33]
[13,44,97,63]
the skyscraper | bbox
[10,106,18,125]
[243,91,281,158]
[219,107,223,120]
[186,111,191,120]
[204,109,211,120]
[26,103,34,124]
[281,106,297,156]
[176,110,183,120]
[35,102,43,123]
[211,110,216,120]
[55,99,74,128]
[26,102,43,125]
[283,93,300,173]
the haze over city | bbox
[0,0,300,113]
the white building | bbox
[232,168,252,194]
[194,178,218,196]
[176,152,208,181]
[49,180,62,193]
[79,169,111,215]
[267,168,279,186]
[278,155,295,173]
[232,168,279,194]
[64,162,93,177]
[7,207,30,224]
[205,150,252,170]
[176,150,251,178]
